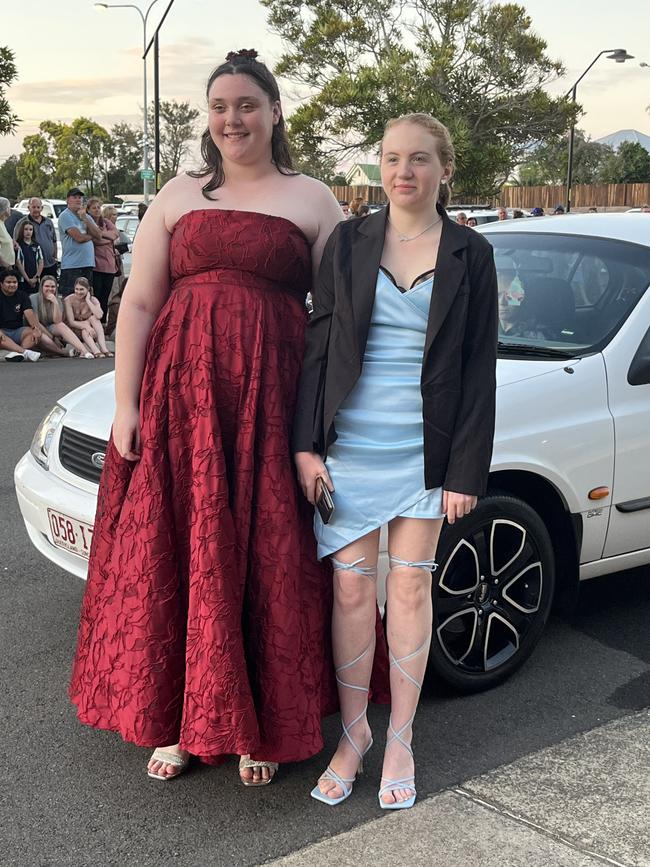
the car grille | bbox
[58,427,108,484]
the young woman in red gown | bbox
[69,50,354,785]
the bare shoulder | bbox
[291,173,338,205]
[150,173,207,232]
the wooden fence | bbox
[329,183,650,210]
[330,185,387,204]
[498,183,650,210]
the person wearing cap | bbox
[57,187,103,297]
[530,207,545,217]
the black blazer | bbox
[292,204,498,496]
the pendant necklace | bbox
[389,215,441,242]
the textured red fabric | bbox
[69,210,388,764]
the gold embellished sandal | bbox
[238,755,279,786]
[147,747,190,781]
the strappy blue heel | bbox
[311,556,376,806]
[379,554,436,811]
[311,642,374,805]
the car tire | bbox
[429,492,555,693]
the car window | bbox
[488,233,650,356]
[53,203,67,217]
[116,217,138,241]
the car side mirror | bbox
[628,326,650,386]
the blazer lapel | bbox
[350,209,388,369]
[424,206,469,356]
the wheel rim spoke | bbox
[434,515,545,677]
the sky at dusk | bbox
[2,0,649,168]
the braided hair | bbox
[188,49,296,198]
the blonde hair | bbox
[102,205,117,221]
[37,274,59,325]
[381,113,455,207]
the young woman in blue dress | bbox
[294,113,498,809]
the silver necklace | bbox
[389,215,441,242]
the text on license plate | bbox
[47,509,94,559]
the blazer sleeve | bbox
[443,242,498,495]
[292,227,338,454]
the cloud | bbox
[9,76,141,105]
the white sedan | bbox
[14,214,650,692]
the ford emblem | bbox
[91,451,106,469]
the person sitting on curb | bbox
[64,277,113,358]
[0,268,41,362]
[32,275,94,358]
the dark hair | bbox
[188,49,295,199]
[0,268,19,282]
[16,220,38,245]
[356,204,370,217]
[512,209,524,219]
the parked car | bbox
[449,208,501,225]
[115,214,139,242]
[14,214,650,692]
[15,198,67,219]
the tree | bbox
[148,100,199,184]
[108,122,143,194]
[262,0,578,197]
[516,131,612,186]
[0,155,20,200]
[16,133,53,197]
[289,137,339,183]
[40,118,113,197]
[600,141,650,184]
[0,46,19,136]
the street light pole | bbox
[95,1,161,203]
[564,49,633,213]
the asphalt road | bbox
[1,362,648,867]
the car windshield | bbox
[116,217,138,241]
[488,232,650,357]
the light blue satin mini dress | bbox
[315,268,444,560]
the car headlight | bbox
[30,405,66,470]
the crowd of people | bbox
[0,190,130,362]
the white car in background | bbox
[14,214,650,692]
[15,198,67,219]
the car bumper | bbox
[14,449,390,593]
[14,452,96,580]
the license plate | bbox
[47,509,94,560]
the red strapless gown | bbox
[69,210,387,764]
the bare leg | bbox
[36,330,70,357]
[0,330,28,354]
[77,326,100,356]
[89,316,111,355]
[315,529,379,801]
[380,516,443,806]
[50,322,88,355]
